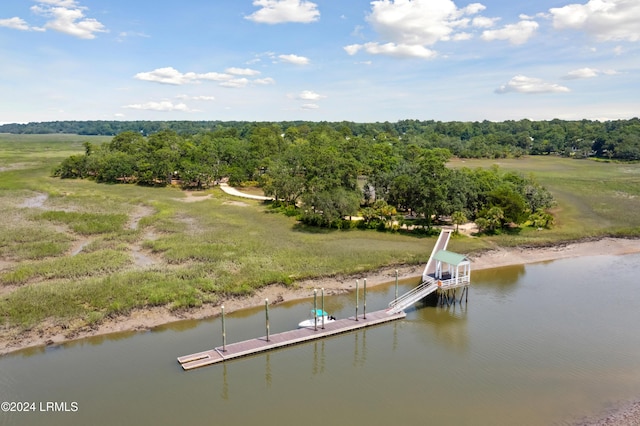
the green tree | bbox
[451,211,468,234]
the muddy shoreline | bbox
[2,237,640,425]
[2,237,640,357]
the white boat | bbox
[298,309,336,328]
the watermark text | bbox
[1,401,78,413]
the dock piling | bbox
[314,289,318,331]
[363,278,367,319]
[321,288,325,329]
[355,280,359,321]
[221,305,226,352]
[265,299,270,342]
[395,270,398,300]
[179,309,407,370]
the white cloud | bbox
[301,103,320,110]
[38,0,79,7]
[481,20,539,45]
[117,31,150,42]
[366,0,485,47]
[472,16,499,28]
[298,90,325,100]
[549,0,640,42]
[245,0,320,24]
[30,1,106,39]
[122,101,193,112]
[495,75,570,94]
[220,78,250,88]
[135,67,274,88]
[198,72,235,82]
[563,67,619,79]
[347,0,497,59]
[452,32,473,41]
[225,67,261,76]
[344,42,437,59]
[344,44,362,56]
[254,77,276,85]
[135,67,232,85]
[462,3,486,15]
[0,17,31,31]
[279,54,310,65]
[564,67,600,79]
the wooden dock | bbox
[177,309,406,370]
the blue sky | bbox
[1,0,638,123]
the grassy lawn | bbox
[0,134,639,333]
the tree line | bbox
[4,117,640,160]
[54,125,555,233]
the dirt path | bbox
[219,183,273,201]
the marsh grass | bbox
[449,156,640,243]
[0,226,72,260]
[37,211,128,235]
[0,269,219,327]
[1,135,640,333]
[0,250,131,285]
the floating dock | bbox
[177,309,405,370]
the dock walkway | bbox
[178,309,406,370]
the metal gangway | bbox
[386,229,453,315]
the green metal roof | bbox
[433,250,469,266]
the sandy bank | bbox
[2,237,639,357]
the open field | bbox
[450,156,640,245]
[1,134,640,353]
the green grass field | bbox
[449,157,640,245]
[1,134,639,335]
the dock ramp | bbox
[387,229,454,315]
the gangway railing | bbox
[387,228,455,315]
[422,229,452,282]
[387,277,438,315]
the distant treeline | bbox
[3,118,640,160]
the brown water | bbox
[1,254,639,426]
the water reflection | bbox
[265,353,272,387]
[312,341,325,375]
[474,264,525,295]
[412,300,470,352]
[221,363,229,400]
[352,330,368,367]
[473,265,526,289]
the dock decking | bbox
[177,309,406,370]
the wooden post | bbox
[355,280,359,321]
[395,269,399,300]
[314,289,318,331]
[363,278,367,319]
[265,299,270,342]
[221,305,226,352]
[321,288,325,329]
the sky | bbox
[1,0,639,124]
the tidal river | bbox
[1,254,639,426]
